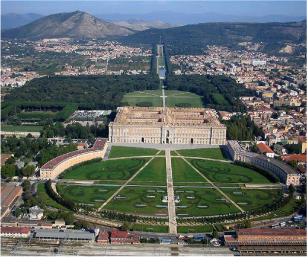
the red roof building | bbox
[257,143,275,158]
[282,154,307,164]
[110,230,140,244]
[97,231,109,244]
[1,227,31,238]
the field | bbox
[177,225,213,233]
[172,158,207,182]
[108,146,158,158]
[1,125,43,132]
[165,91,204,108]
[220,188,283,211]
[132,157,166,183]
[190,159,272,184]
[63,158,150,180]
[122,90,163,107]
[104,186,168,215]
[174,188,240,216]
[175,148,227,160]
[57,184,120,208]
[132,224,169,233]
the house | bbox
[97,231,109,244]
[110,230,140,244]
[257,143,275,158]
[28,206,44,220]
[273,144,288,155]
[297,136,307,153]
[54,219,65,228]
[0,227,31,238]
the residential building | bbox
[97,231,109,244]
[110,230,140,244]
[1,227,31,238]
[257,143,275,158]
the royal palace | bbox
[108,107,227,145]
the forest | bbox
[165,74,254,112]
[4,74,160,110]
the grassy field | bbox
[37,183,68,210]
[57,184,120,208]
[220,188,283,211]
[122,90,163,107]
[132,157,166,183]
[176,148,227,160]
[190,159,271,184]
[63,158,150,180]
[105,186,168,215]
[165,91,204,108]
[108,146,158,158]
[132,223,169,233]
[177,225,213,233]
[1,125,43,132]
[174,188,240,216]
[172,158,207,182]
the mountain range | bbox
[1,11,134,39]
[96,11,306,25]
[1,13,44,29]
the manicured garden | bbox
[1,125,43,132]
[165,91,204,108]
[57,184,120,208]
[105,186,168,215]
[62,158,150,180]
[37,183,68,210]
[122,90,163,107]
[172,158,207,182]
[108,146,158,158]
[177,225,213,233]
[176,148,228,160]
[132,224,169,233]
[132,157,166,183]
[190,159,272,184]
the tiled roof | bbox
[237,229,306,236]
[257,143,274,154]
[1,227,30,234]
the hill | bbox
[1,13,44,29]
[1,11,134,39]
[121,21,306,55]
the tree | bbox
[6,156,15,164]
[287,160,298,170]
[75,220,90,230]
[1,164,16,178]
[22,165,35,177]
[64,212,75,225]
[121,222,131,231]
[14,208,22,217]
[289,184,296,196]
[213,230,219,239]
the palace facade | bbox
[108,107,227,145]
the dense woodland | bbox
[165,74,254,112]
[4,74,160,110]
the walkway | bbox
[97,150,162,211]
[165,149,177,234]
[174,150,245,213]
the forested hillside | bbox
[121,21,306,55]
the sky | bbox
[1,1,306,17]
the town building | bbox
[109,107,227,145]
[257,143,275,158]
[28,206,44,220]
[40,138,107,180]
[35,230,94,241]
[1,227,31,238]
[1,185,23,219]
[224,228,306,246]
[110,230,140,244]
[227,140,300,185]
[97,231,109,244]
[297,136,307,153]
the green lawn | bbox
[174,188,240,216]
[220,188,283,211]
[57,184,120,208]
[108,146,158,158]
[132,157,166,183]
[176,148,227,160]
[63,158,150,180]
[105,186,168,216]
[37,183,68,210]
[177,225,213,233]
[122,90,163,107]
[1,125,43,132]
[158,151,165,156]
[190,159,272,184]
[132,223,169,233]
[172,158,207,182]
[165,91,204,108]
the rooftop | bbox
[1,227,30,234]
[41,138,106,170]
[35,230,94,240]
[237,228,306,236]
[257,143,274,154]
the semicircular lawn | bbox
[62,158,150,181]
[57,184,120,208]
[108,146,159,158]
[190,159,272,184]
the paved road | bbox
[165,149,177,234]
[175,150,245,213]
[162,85,166,109]
[97,150,162,211]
